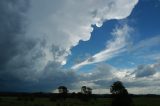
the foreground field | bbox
[0,96,160,106]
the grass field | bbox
[0,96,160,106]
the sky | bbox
[0,0,160,94]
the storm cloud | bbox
[0,0,77,92]
[0,0,30,69]
[0,0,139,92]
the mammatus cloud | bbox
[72,24,133,69]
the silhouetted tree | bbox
[110,81,133,106]
[81,86,87,94]
[58,86,68,94]
[80,86,92,102]
[81,86,92,94]
[58,86,68,100]
[110,81,125,95]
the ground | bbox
[0,95,160,106]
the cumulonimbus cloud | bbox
[0,0,138,91]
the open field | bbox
[0,97,110,106]
[132,97,160,106]
[0,94,160,106]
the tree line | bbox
[58,81,134,106]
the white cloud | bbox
[73,62,160,94]
[128,86,160,94]
[27,0,138,65]
[72,24,133,69]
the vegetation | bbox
[58,86,68,94]
[110,81,126,95]
[81,86,92,94]
[0,95,160,106]
[110,81,133,106]
[0,82,160,106]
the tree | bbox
[110,81,126,95]
[81,86,92,94]
[58,86,68,94]
[110,81,133,106]
[81,86,87,94]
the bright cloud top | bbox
[28,0,138,65]
[72,24,133,70]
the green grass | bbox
[0,96,160,106]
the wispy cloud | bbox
[127,35,160,62]
[131,35,160,52]
[71,24,133,70]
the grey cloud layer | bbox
[76,62,160,94]
[0,0,29,68]
[134,64,157,78]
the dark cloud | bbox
[0,0,36,91]
[0,0,30,69]
[36,61,78,91]
[134,64,156,78]
[0,0,78,92]
[0,61,78,92]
